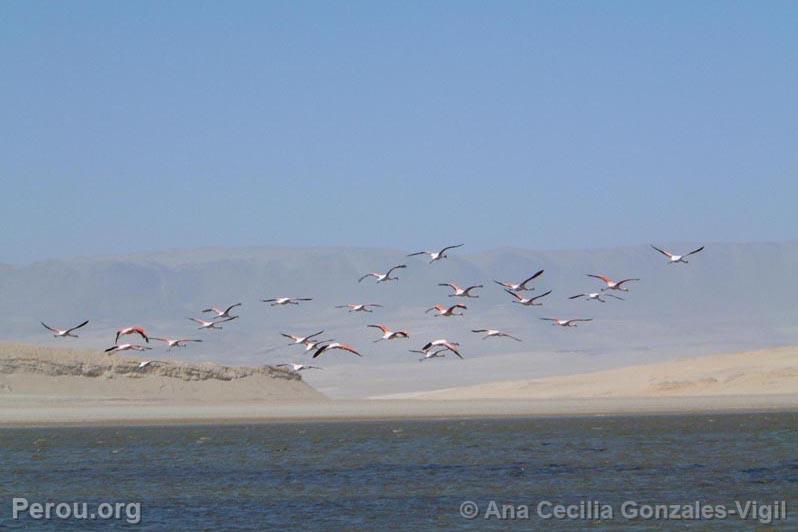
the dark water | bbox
[1,413,796,530]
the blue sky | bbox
[1,1,796,263]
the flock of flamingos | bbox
[40,243,705,372]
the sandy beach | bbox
[2,395,797,427]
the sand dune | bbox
[0,343,326,403]
[384,346,798,400]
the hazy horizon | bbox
[3,238,797,266]
[4,240,796,397]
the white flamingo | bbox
[281,330,325,345]
[438,282,483,298]
[277,363,323,372]
[301,337,334,352]
[335,303,383,313]
[312,342,362,359]
[150,337,203,349]
[411,347,449,362]
[493,270,544,292]
[407,244,464,263]
[425,303,467,317]
[202,303,242,319]
[358,265,407,283]
[587,274,639,292]
[105,343,152,354]
[471,329,522,341]
[367,324,410,342]
[420,339,463,358]
[40,320,89,338]
[506,289,552,306]
[569,292,624,303]
[115,326,149,344]
[137,360,153,369]
[261,297,312,306]
[540,318,593,327]
[188,316,236,330]
[651,244,705,264]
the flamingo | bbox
[438,282,483,298]
[651,244,705,264]
[506,289,552,306]
[587,274,639,291]
[407,244,464,263]
[425,303,467,317]
[302,337,334,352]
[188,316,236,330]
[137,360,153,369]
[312,342,362,359]
[115,327,149,344]
[493,270,544,292]
[358,265,407,283]
[262,297,312,306]
[367,324,410,342]
[471,329,522,341]
[105,343,152,354]
[411,348,449,362]
[202,303,242,319]
[40,320,89,338]
[569,292,624,303]
[540,318,593,327]
[150,337,203,349]
[420,339,463,358]
[281,330,325,345]
[277,363,323,372]
[335,303,383,313]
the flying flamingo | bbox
[587,274,639,292]
[105,343,152,354]
[493,270,544,292]
[188,316,237,330]
[367,324,410,342]
[420,339,463,358]
[471,329,522,341]
[425,303,467,317]
[407,244,464,263]
[651,244,705,264]
[40,320,89,338]
[115,327,149,344]
[277,363,323,372]
[261,297,312,306]
[312,342,362,359]
[301,337,334,352]
[410,348,449,362]
[358,264,407,283]
[506,289,552,306]
[438,282,483,298]
[281,330,325,345]
[137,360,153,369]
[335,303,383,313]
[540,318,593,327]
[569,292,624,303]
[150,337,203,349]
[202,303,242,319]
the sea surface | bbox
[1,413,796,530]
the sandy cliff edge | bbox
[0,343,327,402]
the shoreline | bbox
[2,394,796,428]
